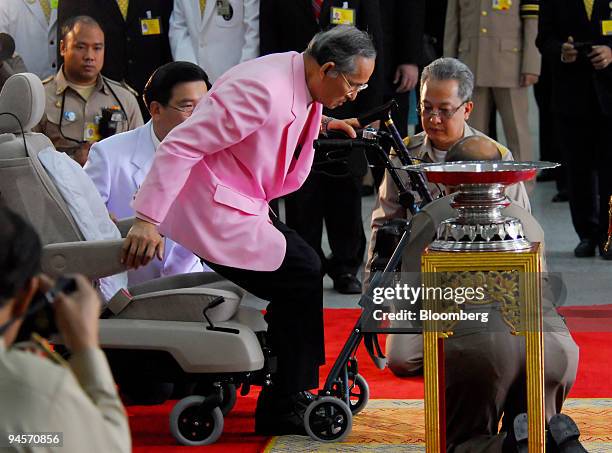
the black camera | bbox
[15,277,77,343]
[98,107,127,139]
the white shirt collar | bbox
[150,121,162,150]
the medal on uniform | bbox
[492,0,512,11]
[602,20,612,35]
[331,2,355,25]
[216,0,233,20]
[63,111,76,122]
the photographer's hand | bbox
[42,274,101,354]
[121,217,164,268]
[589,45,612,70]
[561,36,578,64]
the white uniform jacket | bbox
[85,122,205,285]
[169,0,259,82]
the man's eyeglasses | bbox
[419,101,468,120]
[338,71,368,95]
[167,103,197,115]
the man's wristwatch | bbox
[320,116,335,136]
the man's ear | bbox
[11,276,39,319]
[320,61,336,78]
[59,39,67,58]
[148,101,162,118]
[464,101,474,119]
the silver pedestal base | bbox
[430,217,532,252]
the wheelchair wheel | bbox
[304,396,352,443]
[348,374,369,415]
[192,382,237,416]
[219,383,237,416]
[170,396,224,446]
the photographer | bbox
[34,15,143,167]
[0,206,130,452]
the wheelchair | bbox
[0,73,276,446]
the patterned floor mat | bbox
[264,398,612,452]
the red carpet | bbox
[131,306,612,451]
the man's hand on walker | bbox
[121,218,164,268]
[326,117,359,138]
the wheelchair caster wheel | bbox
[219,383,237,416]
[348,374,369,415]
[304,396,352,442]
[170,396,224,446]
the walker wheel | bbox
[169,396,224,446]
[348,374,370,415]
[304,396,352,442]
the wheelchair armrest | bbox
[115,217,134,238]
[42,239,126,279]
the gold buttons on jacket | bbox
[481,28,488,33]
[481,10,488,16]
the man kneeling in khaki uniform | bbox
[369,136,582,451]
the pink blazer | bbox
[133,52,323,271]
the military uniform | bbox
[34,67,143,158]
[444,0,541,162]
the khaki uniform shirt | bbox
[366,124,531,272]
[34,68,143,153]
[0,340,130,453]
[444,0,541,87]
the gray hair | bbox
[305,25,376,75]
[420,58,474,102]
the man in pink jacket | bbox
[121,26,376,435]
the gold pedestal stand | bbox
[421,244,544,452]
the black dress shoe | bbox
[502,413,529,453]
[333,274,362,294]
[254,390,315,436]
[548,414,588,453]
[574,239,597,257]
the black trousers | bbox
[284,171,366,279]
[534,58,566,192]
[555,105,612,243]
[203,220,325,395]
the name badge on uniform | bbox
[331,6,355,25]
[84,122,100,142]
[141,17,162,36]
[492,0,512,11]
[602,20,612,36]
[216,0,233,20]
